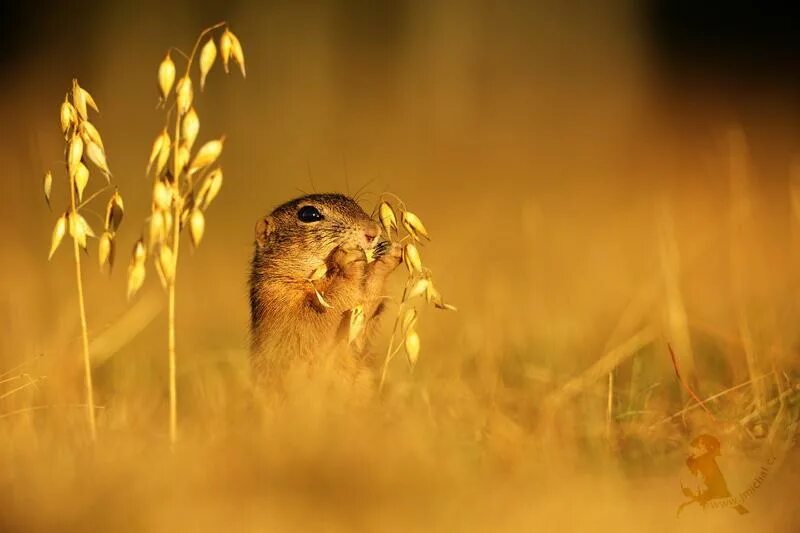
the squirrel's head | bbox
[255,193,381,277]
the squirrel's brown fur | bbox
[249,193,401,385]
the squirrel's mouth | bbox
[362,239,390,263]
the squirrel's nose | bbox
[364,224,380,245]
[364,224,381,246]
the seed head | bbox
[158,245,175,285]
[403,243,422,274]
[176,76,193,115]
[149,210,167,247]
[147,129,171,175]
[220,29,233,73]
[74,162,89,201]
[308,264,328,282]
[68,210,94,250]
[314,289,333,309]
[189,138,224,175]
[105,190,125,232]
[181,108,200,149]
[60,99,77,134]
[72,80,88,119]
[132,238,146,263]
[402,210,430,241]
[80,87,99,114]
[406,277,429,300]
[378,202,397,237]
[405,329,420,369]
[197,168,223,209]
[48,214,67,260]
[98,231,114,271]
[80,121,104,150]
[174,143,190,177]
[158,53,176,101]
[43,171,53,209]
[401,308,418,333]
[67,135,84,178]
[127,259,146,300]
[199,38,217,90]
[153,181,172,211]
[85,141,110,178]
[189,209,205,247]
[228,30,246,78]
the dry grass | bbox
[2,5,800,532]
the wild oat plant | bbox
[126,23,245,444]
[365,197,456,392]
[45,79,125,440]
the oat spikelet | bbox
[72,80,88,119]
[158,52,176,101]
[127,241,146,299]
[407,277,429,300]
[403,243,423,274]
[98,232,114,270]
[314,289,333,309]
[158,246,176,284]
[85,141,110,178]
[402,210,430,241]
[43,171,53,209]
[308,264,328,281]
[60,99,77,134]
[228,30,246,77]
[105,190,124,232]
[220,29,233,73]
[153,181,172,210]
[147,129,170,175]
[197,168,223,209]
[48,214,67,259]
[67,135,84,178]
[405,329,420,369]
[174,144,190,177]
[176,76,193,115]
[80,87,99,114]
[68,210,93,250]
[80,121,104,150]
[199,38,217,90]
[189,138,224,174]
[379,202,397,237]
[181,108,200,149]
[189,209,205,247]
[74,162,89,201]
[401,308,418,333]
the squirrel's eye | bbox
[297,205,323,223]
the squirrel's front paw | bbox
[370,241,402,274]
[329,247,366,280]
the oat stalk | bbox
[45,80,125,441]
[69,167,96,440]
[371,196,455,394]
[128,23,245,445]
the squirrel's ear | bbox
[255,216,276,247]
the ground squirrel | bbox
[249,193,401,384]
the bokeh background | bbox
[1,1,799,531]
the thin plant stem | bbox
[167,221,180,445]
[68,154,97,441]
[379,286,408,393]
[164,22,223,445]
[167,88,182,446]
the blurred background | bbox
[1,1,799,531]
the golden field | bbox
[1,2,798,531]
